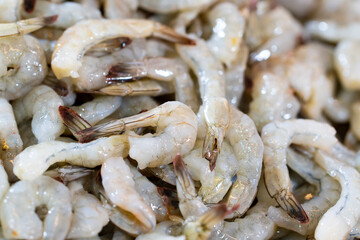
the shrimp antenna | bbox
[58,106,92,134]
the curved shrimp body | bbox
[138,0,212,14]
[314,151,360,240]
[67,181,109,239]
[101,156,156,232]
[13,135,129,180]
[76,101,197,169]
[206,2,245,66]
[12,85,65,142]
[176,38,229,170]
[0,175,72,239]
[22,0,102,29]
[261,119,338,223]
[0,35,47,100]
[268,148,340,236]
[51,19,195,79]
[0,98,22,161]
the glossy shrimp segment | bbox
[22,0,101,29]
[176,38,229,170]
[67,181,109,238]
[261,119,338,223]
[268,148,340,236]
[13,135,129,180]
[12,85,65,142]
[206,2,245,66]
[0,35,47,100]
[75,101,197,169]
[314,151,360,240]
[138,0,212,14]
[101,157,156,232]
[51,19,195,79]
[0,98,22,161]
[0,175,72,239]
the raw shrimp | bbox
[314,151,360,240]
[206,2,245,66]
[0,0,21,22]
[106,57,199,111]
[44,165,93,183]
[118,95,158,118]
[334,40,360,90]
[277,0,318,19]
[51,19,195,79]
[249,71,300,130]
[261,119,338,223]
[12,85,65,142]
[325,90,360,123]
[104,0,138,19]
[101,156,156,232]
[0,98,22,161]
[267,148,340,236]
[75,101,197,169]
[13,135,129,180]
[71,96,122,125]
[22,0,101,29]
[0,35,47,100]
[136,221,185,240]
[67,181,109,238]
[138,0,212,14]
[0,164,9,207]
[176,38,229,170]
[0,175,72,239]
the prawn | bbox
[176,38,229,170]
[0,175,72,239]
[261,119,338,223]
[51,19,195,79]
[74,101,198,169]
[101,156,156,232]
[12,85,65,142]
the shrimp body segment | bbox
[51,19,195,79]
[0,176,72,239]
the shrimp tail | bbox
[198,203,240,228]
[58,106,92,133]
[106,62,146,83]
[24,0,37,13]
[173,154,197,199]
[75,120,125,143]
[274,189,309,223]
[153,23,196,45]
[202,129,221,171]
[89,37,132,55]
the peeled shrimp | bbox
[13,135,129,180]
[117,95,158,118]
[314,151,360,240]
[101,156,156,232]
[75,101,197,169]
[22,0,101,29]
[0,35,47,100]
[0,175,72,239]
[12,85,65,142]
[104,0,138,19]
[177,38,229,170]
[51,19,195,79]
[261,119,338,223]
[138,0,212,14]
[67,181,109,238]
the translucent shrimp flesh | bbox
[0,175,72,239]
[51,19,195,79]
[261,119,338,223]
[101,156,156,232]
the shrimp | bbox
[176,38,229,170]
[104,0,138,19]
[75,101,197,170]
[351,102,360,141]
[314,151,360,240]
[334,40,360,90]
[13,135,129,180]
[0,35,47,100]
[277,0,318,19]
[67,181,109,239]
[138,0,213,14]
[22,0,101,29]
[0,175,72,239]
[0,0,22,22]
[136,221,185,240]
[106,57,199,111]
[267,148,340,236]
[51,19,195,79]
[12,85,65,142]
[118,95,158,118]
[206,2,245,66]
[101,156,156,232]
[261,119,338,223]
[44,165,93,183]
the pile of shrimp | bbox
[1,0,360,239]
